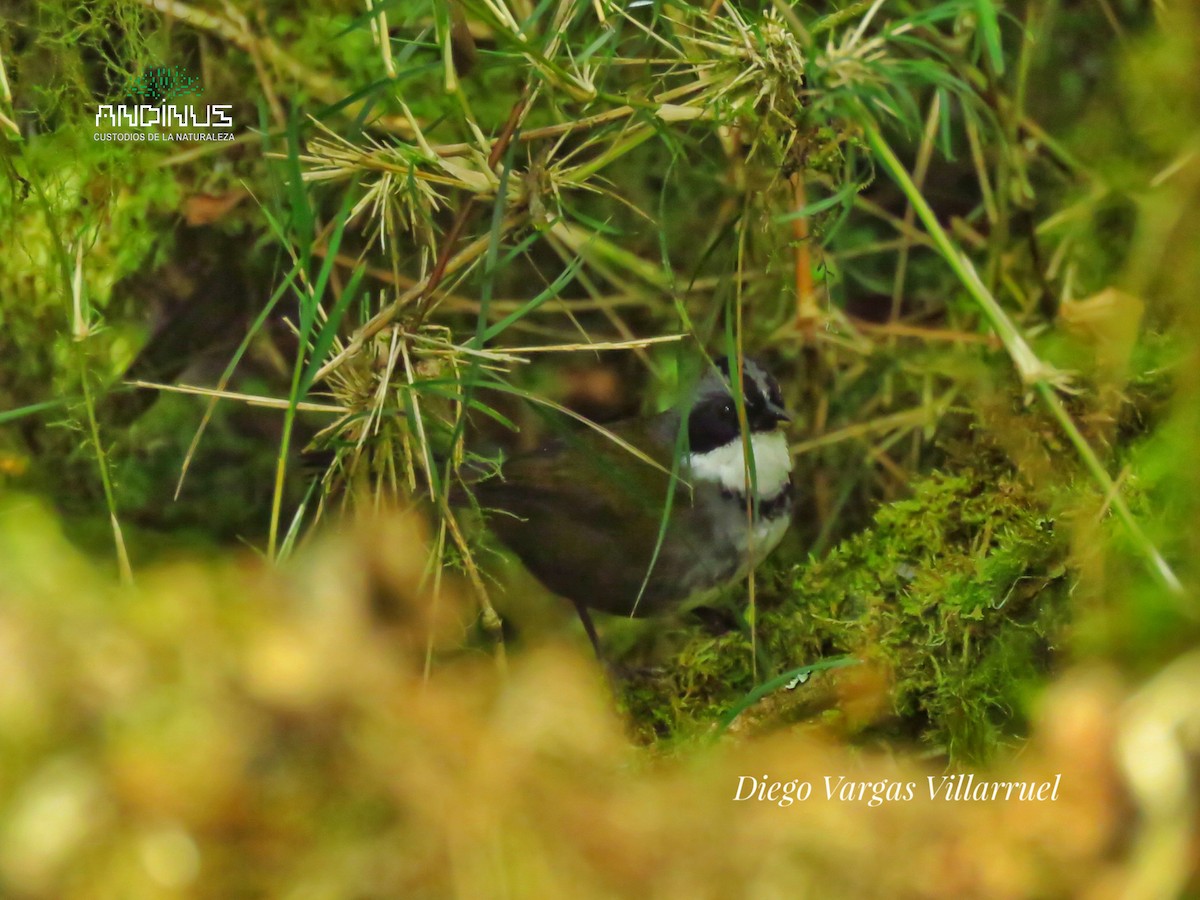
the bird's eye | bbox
[722,402,734,416]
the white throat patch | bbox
[686,430,791,498]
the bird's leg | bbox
[571,599,605,661]
[571,601,667,683]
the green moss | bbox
[622,463,1071,763]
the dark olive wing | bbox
[474,422,700,615]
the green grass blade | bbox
[714,657,861,736]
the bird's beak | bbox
[768,403,792,427]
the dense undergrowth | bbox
[2,0,1200,893]
[624,458,1072,760]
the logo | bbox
[124,65,204,105]
[94,66,234,143]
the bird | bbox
[472,355,794,658]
